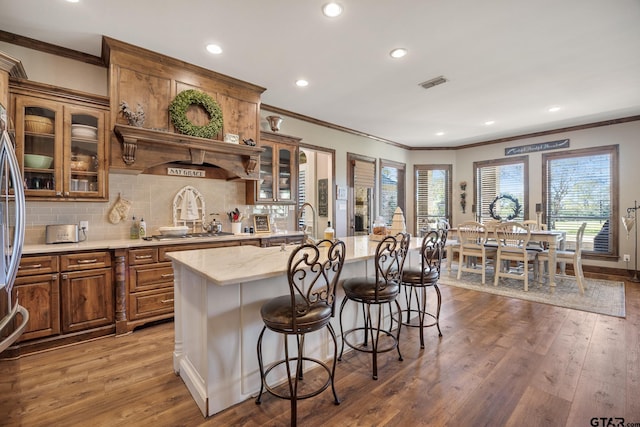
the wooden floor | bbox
[2,276,639,427]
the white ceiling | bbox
[1,0,639,148]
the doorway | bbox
[347,153,376,236]
[298,144,335,240]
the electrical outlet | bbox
[80,220,89,231]
[623,254,630,262]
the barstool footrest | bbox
[261,356,333,401]
[341,327,400,355]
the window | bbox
[474,156,528,223]
[379,159,406,226]
[542,145,619,258]
[414,164,452,234]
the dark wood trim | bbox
[263,104,412,150]
[0,30,105,67]
[413,115,640,151]
[9,77,109,107]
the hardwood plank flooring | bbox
[1,277,639,427]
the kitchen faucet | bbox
[298,203,317,244]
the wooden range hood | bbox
[104,36,266,180]
[113,124,263,180]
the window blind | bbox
[354,160,375,188]
[544,148,616,254]
[415,166,450,232]
[475,160,525,223]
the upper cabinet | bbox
[247,130,300,204]
[10,80,109,200]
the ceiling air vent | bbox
[419,75,447,90]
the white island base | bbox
[168,236,419,417]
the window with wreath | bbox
[542,145,619,258]
[414,164,452,234]
[379,159,406,226]
[474,156,528,223]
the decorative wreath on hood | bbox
[489,194,522,221]
[169,89,223,139]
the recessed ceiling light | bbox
[548,106,561,113]
[436,131,445,136]
[206,44,223,54]
[484,120,495,126]
[296,79,309,87]
[322,3,343,17]
[389,48,408,59]
[66,0,80,3]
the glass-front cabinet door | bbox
[257,143,274,200]
[277,145,295,202]
[247,131,300,204]
[65,107,106,197]
[13,92,107,200]
[14,96,62,198]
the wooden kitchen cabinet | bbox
[247,131,300,204]
[10,80,109,201]
[14,255,61,342]
[59,252,113,333]
[60,267,113,333]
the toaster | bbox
[46,224,79,244]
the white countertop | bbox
[21,231,304,255]
[167,235,421,286]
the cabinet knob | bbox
[62,274,68,280]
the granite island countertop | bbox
[166,235,421,286]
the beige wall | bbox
[6,42,640,271]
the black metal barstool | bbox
[255,239,346,427]
[400,229,446,348]
[338,232,410,380]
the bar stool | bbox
[338,232,410,380]
[255,239,346,427]
[400,229,446,348]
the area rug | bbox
[439,268,626,318]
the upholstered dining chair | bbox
[457,221,497,285]
[255,239,346,427]
[493,222,538,291]
[400,228,446,348]
[338,232,410,380]
[537,222,587,295]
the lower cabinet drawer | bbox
[130,263,174,292]
[129,288,174,320]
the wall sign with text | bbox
[505,139,569,156]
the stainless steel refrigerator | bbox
[0,103,28,353]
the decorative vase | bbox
[266,115,283,132]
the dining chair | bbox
[255,239,346,427]
[338,232,410,380]
[493,222,538,291]
[457,221,497,285]
[537,222,587,295]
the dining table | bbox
[447,226,566,287]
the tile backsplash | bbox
[24,173,296,244]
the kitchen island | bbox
[167,235,420,417]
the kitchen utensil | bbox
[23,154,53,169]
[71,124,98,139]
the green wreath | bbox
[488,194,522,221]
[169,89,223,139]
